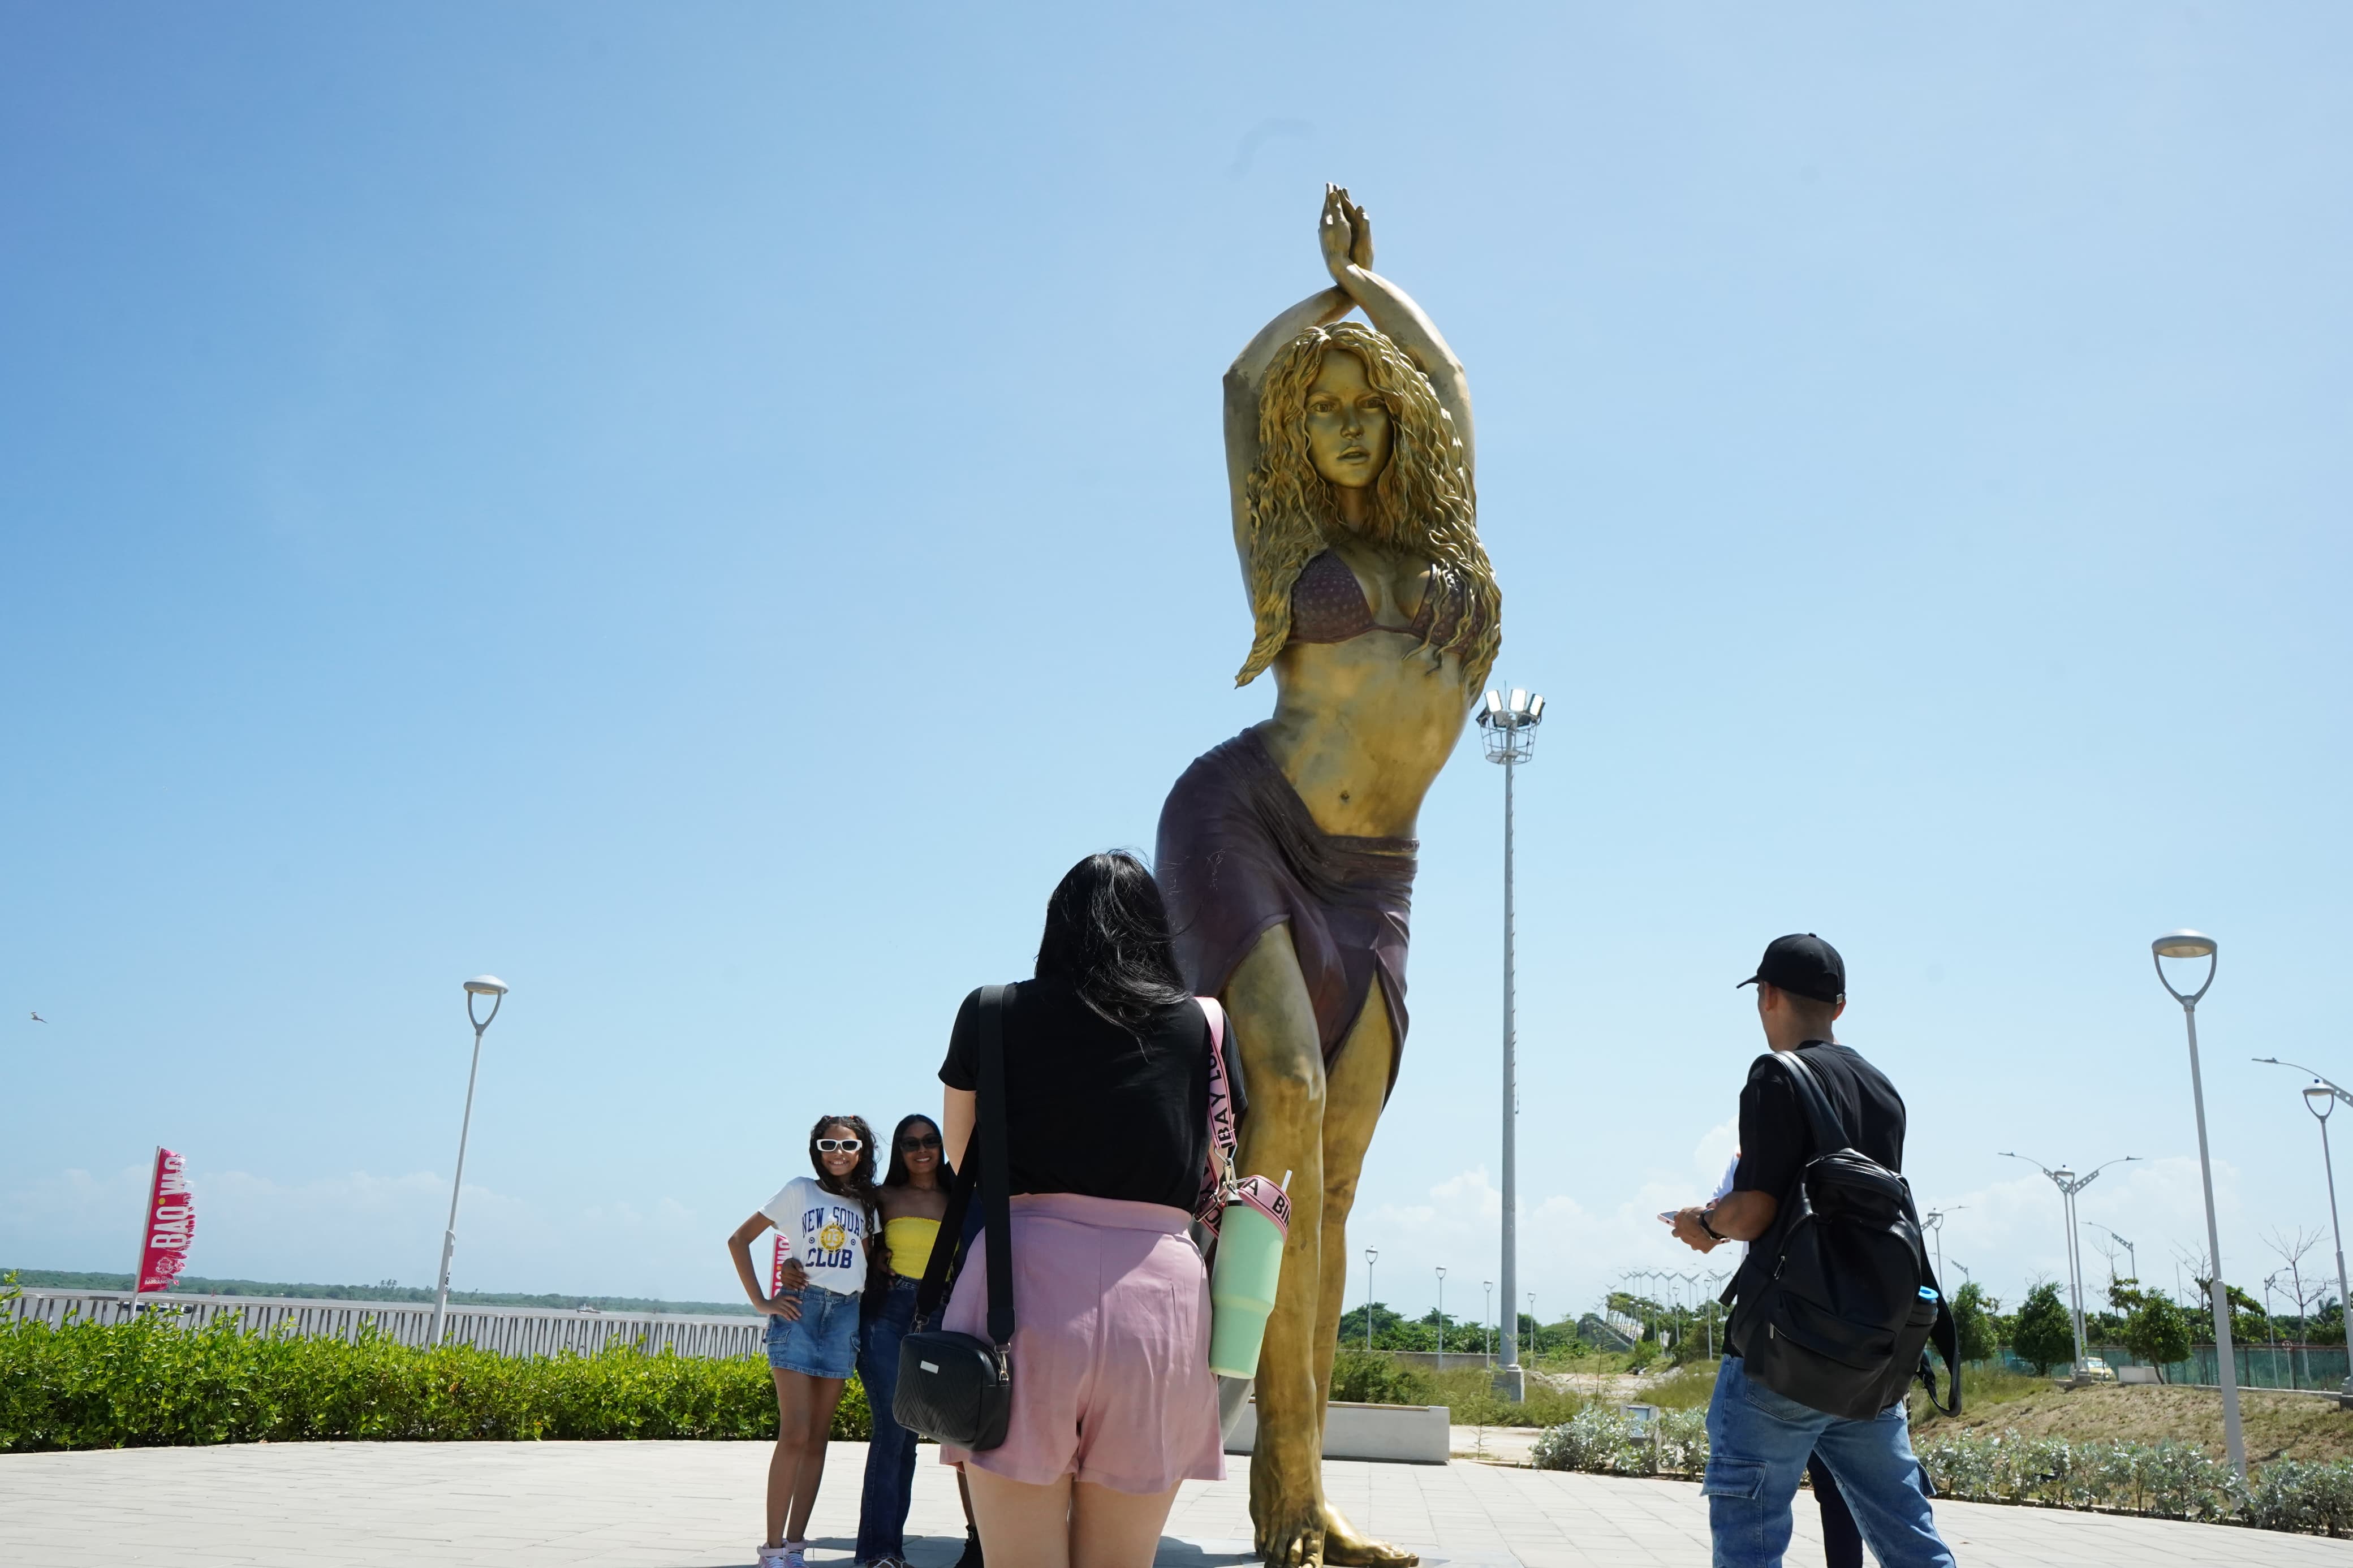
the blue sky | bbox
[5,3,2350,1329]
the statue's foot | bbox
[1319,1504,1420,1567]
[1250,1443,1328,1566]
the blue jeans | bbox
[855,1276,921,1562]
[1701,1356,1954,1568]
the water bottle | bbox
[1208,1172,1291,1379]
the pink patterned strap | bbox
[1196,996,1237,1228]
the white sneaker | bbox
[755,1547,802,1568]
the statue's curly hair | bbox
[1236,321,1499,689]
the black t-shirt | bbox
[938,975,1210,1213]
[1733,1040,1907,1202]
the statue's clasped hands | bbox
[1319,183,1375,282]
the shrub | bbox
[1328,1348,1434,1407]
[1529,1406,1708,1476]
[1524,1406,2353,1539]
[0,1303,868,1452]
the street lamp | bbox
[1365,1247,1378,1353]
[431,975,508,1346]
[1436,1266,1447,1371]
[1922,1206,1965,1289]
[1999,1152,2139,1375]
[2154,929,2247,1479]
[1527,1291,1539,1361]
[2089,1223,2139,1286]
[2253,1059,2353,1394]
[1484,1280,1494,1367]
[1476,684,1544,1401]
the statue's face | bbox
[1304,350,1392,494]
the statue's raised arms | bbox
[1156,184,1500,1568]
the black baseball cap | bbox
[1737,934,1846,1005]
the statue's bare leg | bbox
[1308,987,1416,1567]
[1226,924,1329,1566]
[1227,926,1416,1567]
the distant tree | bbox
[2123,1293,2192,1380]
[1951,1281,2001,1364]
[2011,1282,2076,1375]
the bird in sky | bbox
[28,1012,44,1023]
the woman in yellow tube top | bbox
[855,1113,963,1568]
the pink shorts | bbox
[939,1192,1225,1494]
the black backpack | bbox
[1723,1050,1962,1422]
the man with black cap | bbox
[1670,935,1955,1568]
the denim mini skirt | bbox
[765,1282,861,1378]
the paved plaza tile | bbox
[2,1440,2346,1567]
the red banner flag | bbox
[135,1147,195,1294]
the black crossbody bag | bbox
[893,984,1015,1450]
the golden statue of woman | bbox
[1157,185,1500,1567]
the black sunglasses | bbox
[899,1134,943,1152]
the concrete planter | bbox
[1222,1399,1451,1465]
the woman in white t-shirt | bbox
[727,1113,881,1568]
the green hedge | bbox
[0,1304,868,1451]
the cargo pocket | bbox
[1700,1459,1766,1500]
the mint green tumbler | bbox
[1208,1173,1291,1379]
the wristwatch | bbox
[1698,1210,1725,1242]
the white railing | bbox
[3,1289,765,1360]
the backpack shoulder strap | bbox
[1772,1048,1855,1154]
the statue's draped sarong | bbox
[1154,727,1415,1099]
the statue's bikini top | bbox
[1288,549,1448,646]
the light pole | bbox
[2089,1223,2138,1286]
[2254,1059,2353,1394]
[2154,929,2246,1479]
[1364,1247,1378,1353]
[1435,1266,1447,1370]
[1527,1292,1539,1362]
[1923,1206,1965,1289]
[1999,1152,2139,1373]
[1477,685,1544,1400]
[431,975,508,1347]
[1484,1280,1494,1367]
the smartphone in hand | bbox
[1656,1211,1676,1224]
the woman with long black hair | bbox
[852,1112,955,1568]
[935,851,1226,1568]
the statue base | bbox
[1490,1364,1525,1402]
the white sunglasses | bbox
[816,1138,863,1154]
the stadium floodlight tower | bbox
[1999,1153,2138,1375]
[432,975,508,1347]
[1476,684,1544,1401]
[2153,929,2246,1479]
[2254,1057,2353,1394]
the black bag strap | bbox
[912,984,1016,1347]
[1772,1048,1855,1156]
[1917,1294,1964,1416]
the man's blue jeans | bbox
[855,1276,921,1562]
[1702,1355,1955,1568]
